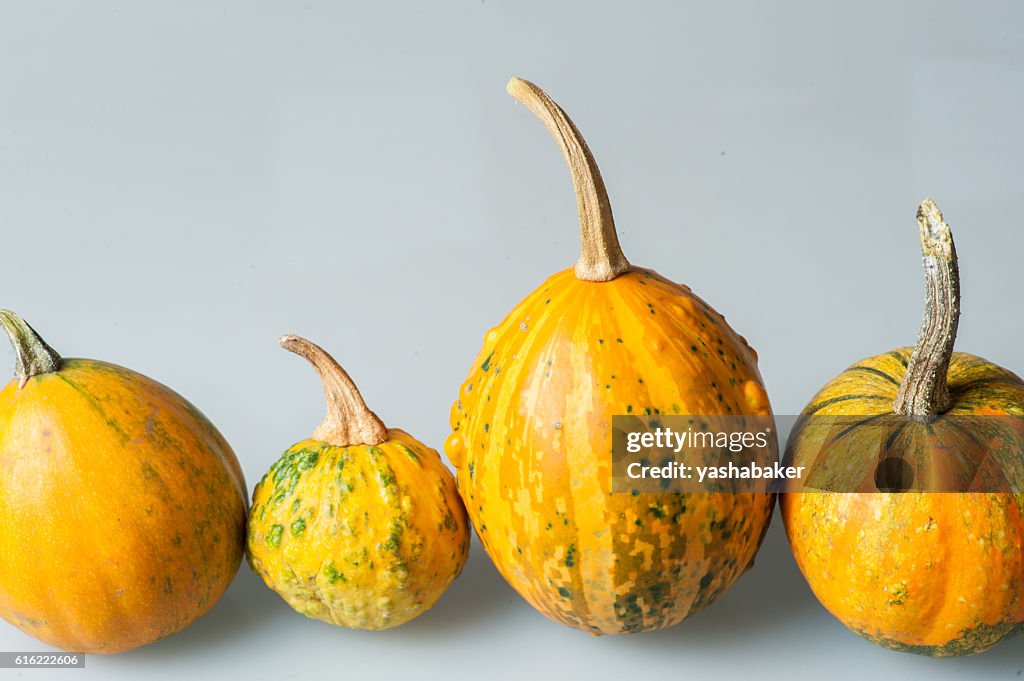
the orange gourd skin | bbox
[782,349,1024,656]
[446,267,775,634]
[0,359,247,654]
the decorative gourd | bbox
[0,311,247,654]
[781,200,1024,656]
[445,78,775,635]
[247,336,469,630]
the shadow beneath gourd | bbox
[401,512,819,646]
[683,518,820,631]
[122,564,286,661]
[613,515,822,652]
[385,538,527,640]
[124,538,521,658]
[397,510,821,648]
[943,631,1024,672]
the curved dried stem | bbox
[507,77,630,282]
[280,335,387,447]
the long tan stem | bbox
[280,335,387,447]
[893,199,960,420]
[507,77,630,282]
[0,310,62,388]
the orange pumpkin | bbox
[782,200,1024,656]
[445,78,775,634]
[0,311,247,653]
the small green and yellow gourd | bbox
[247,335,470,630]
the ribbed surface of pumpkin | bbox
[782,348,1024,656]
[446,266,775,634]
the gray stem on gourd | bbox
[893,198,960,420]
[0,310,62,388]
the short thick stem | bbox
[280,335,387,447]
[893,199,960,420]
[0,310,62,388]
[507,77,630,282]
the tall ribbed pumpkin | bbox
[445,78,775,635]
[0,311,247,653]
[782,200,1024,656]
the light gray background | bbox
[2,1,1024,678]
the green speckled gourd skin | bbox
[247,428,470,630]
